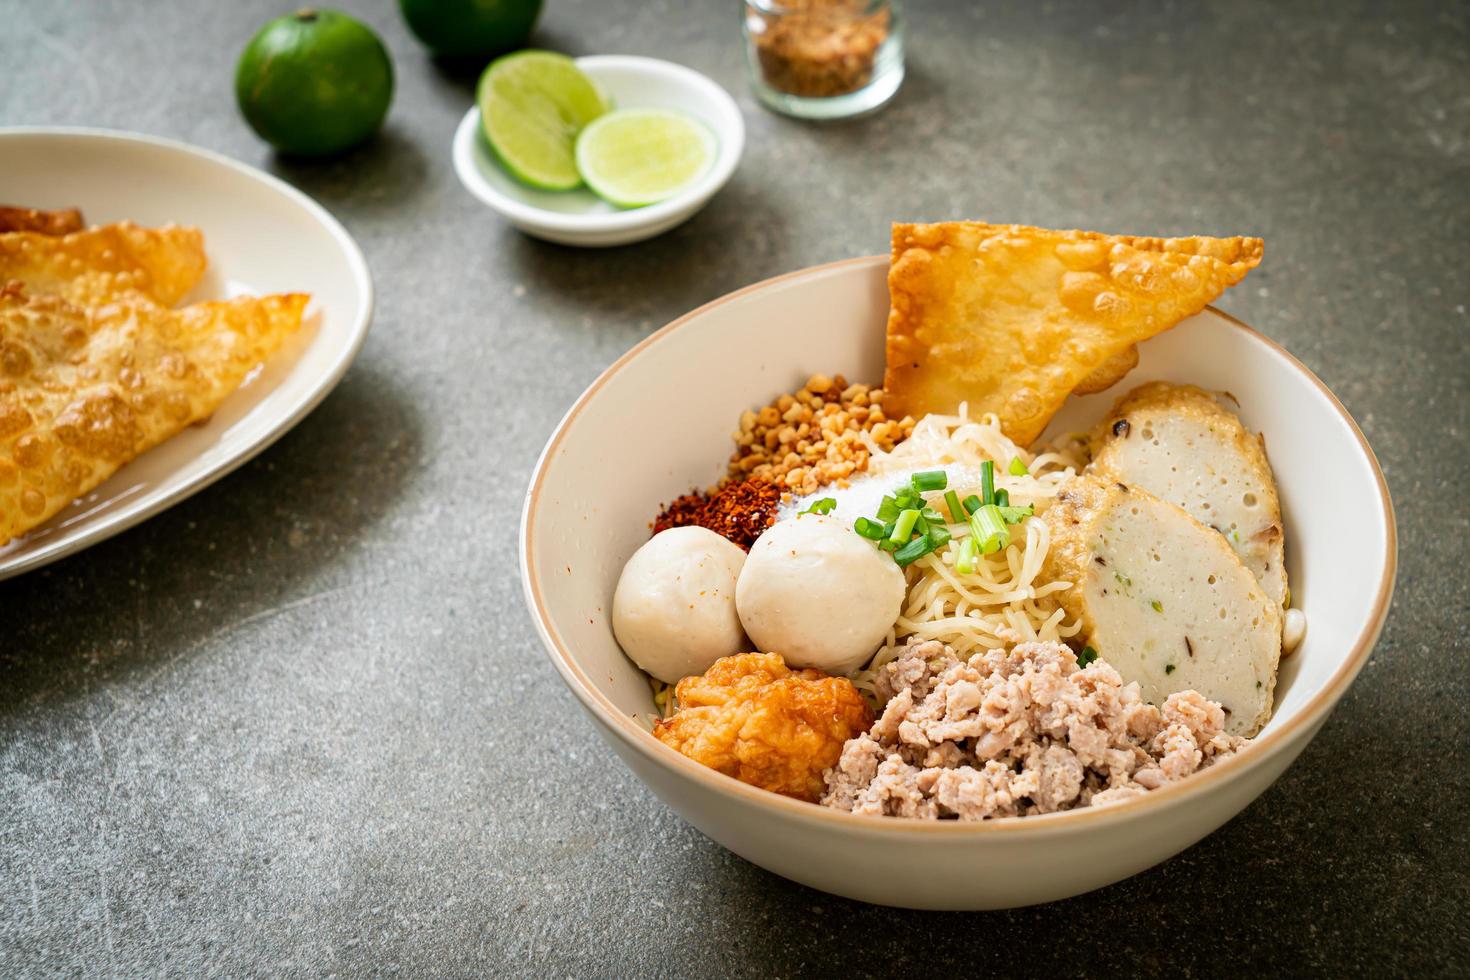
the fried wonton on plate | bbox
[883,221,1263,446]
[0,205,85,236]
[0,221,207,308]
[0,283,308,544]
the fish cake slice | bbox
[0,284,307,544]
[1042,475,1280,736]
[0,221,206,308]
[1089,382,1287,609]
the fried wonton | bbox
[883,222,1263,446]
[0,283,308,544]
[0,206,85,236]
[0,222,207,308]
[1072,343,1140,395]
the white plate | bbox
[0,127,373,581]
[453,55,745,247]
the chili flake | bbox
[651,478,781,550]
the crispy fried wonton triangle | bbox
[883,222,1263,446]
[0,222,207,308]
[0,284,307,544]
[0,206,84,235]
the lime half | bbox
[575,109,717,208]
[478,50,609,190]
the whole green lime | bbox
[399,0,543,58]
[235,9,394,157]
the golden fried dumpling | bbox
[0,283,307,544]
[654,652,874,802]
[0,221,207,308]
[883,222,1263,446]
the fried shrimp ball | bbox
[654,652,873,802]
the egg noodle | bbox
[849,407,1087,701]
[652,680,676,721]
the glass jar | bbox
[742,0,905,120]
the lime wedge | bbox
[478,50,609,191]
[575,109,717,208]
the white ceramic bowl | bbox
[520,256,1396,910]
[0,127,373,581]
[453,55,744,247]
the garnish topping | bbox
[801,497,837,516]
[944,490,966,523]
[911,470,947,492]
[854,464,1034,568]
[955,535,978,575]
[969,504,1010,554]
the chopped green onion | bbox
[876,496,900,522]
[1009,456,1029,477]
[1077,646,1098,667]
[955,535,978,575]
[962,494,984,515]
[944,490,965,524]
[1151,599,1164,613]
[980,460,995,505]
[1164,663,1176,675]
[997,504,1034,524]
[893,535,934,567]
[801,497,837,516]
[862,477,978,567]
[993,487,1010,509]
[912,470,947,492]
[969,504,1010,554]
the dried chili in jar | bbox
[743,0,904,118]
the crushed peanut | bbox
[725,373,916,498]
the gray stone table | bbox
[2,0,1466,975]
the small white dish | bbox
[0,127,373,581]
[521,256,1397,910]
[453,55,745,247]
